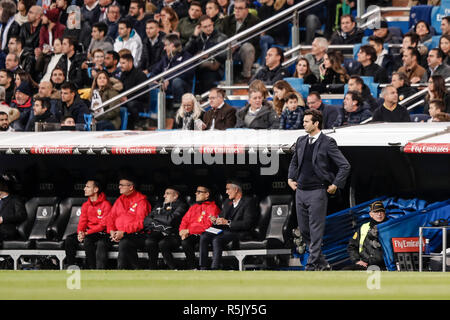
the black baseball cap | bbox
[370,201,386,213]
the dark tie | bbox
[308,137,314,144]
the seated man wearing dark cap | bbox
[199,180,257,270]
[106,175,151,269]
[179,184,220,269]
[343,201,389,270]
[143,187,188,270]
[10,81,33,131]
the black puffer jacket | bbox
[143,199,189,236]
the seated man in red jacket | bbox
[179,184,220,269]
[65,179,112,269]
[107,175,151,269]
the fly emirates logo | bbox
[392,237,423,253]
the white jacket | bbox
[114,29,143,67]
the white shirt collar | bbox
[308,131,321,143]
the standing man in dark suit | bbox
[199,180,257,270]
[0,177,27,243]
[288,109,350,271]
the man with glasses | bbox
[222,0,260,82]
[179,185,220,269]
[107,175,151,269]
[306,92,340,129]
[201,87,236,130]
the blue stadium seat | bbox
[431,5,447,34]
[120,107,128,130]
[409,5,433,29]
[361,76,374,85]
[225,99,248,109]
[387,21,409,35]
[283,78,309,98]
[367,82,379,97]
[83,114,93,131]
[410,114,430,122]
[353,43,362,60]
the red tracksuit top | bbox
[107,190,151,234]
[77,192,112,234]
[179,201,221,235]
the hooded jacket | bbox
[113,29,143,67]
[143,199,189,235]
[107,190,151,234]
[77,192,112,235]
[179,200,220,235]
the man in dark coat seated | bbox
[0,177,27,243]
[199,180,257,270]
[306,91,340,129]
[143,187,188,270]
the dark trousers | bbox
[296,188,329,267]
[181,234,199,269]
[199,230,237,269]
[117,233,147,270]
[341,263,368,271]
[125,100,146,130]
[65,233,111,269]
[196,69,222,94]
[145,232,180,269]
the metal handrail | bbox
[94,0,325,125]
[360,6,411,20]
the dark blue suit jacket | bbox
[288,132,351,189]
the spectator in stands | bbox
[105,4,121,40]
[143,186,188,269]
[104,50,122,79]
[344,200,388,270]
[114,18,143,67]
[0,0,20,54]
[184,15,228,93]
[202,87,236,130]
[57,36,87,89]
[347,75,379,112]
[81,0,101,27]
[149,33,194,105]
[336,90,371,126]
[89,70,123,130]
[434,112,450,122]
[14,0,32,26]
[60,115,76,129]
[368,35,394,78]
[10,81,33,131]
[235,88,279,129]
[303,37,328,80]
[222,0,260,82]
[141,19,165,76]
[426,48,450,81]
[250,47,289,85]
[307,91,340,129]
[428,99,447,122]
[439,35,450,66]
[441,16,450,36]
[397,47,427,84]
[107,175,151,269]
[50,66,66,90]
[179,184,220,269]
[65,179,112,269]
[127,0,153,41]
[155,0,188,20]
[414,20,432,48]
[391,71,417,107]
[372,19,402,44]
[288,108,350,271]
[279,93,304,130]
[87,22,114,57]
[249,79,270,101]
[38,8,66,52]
[205,0,224,32]
[356,45,389,84]
[15,70,38,95]
[0,110,14,131]
[158,6,179,35]
[0,87,19,123]
[330,14,364,46]
[272,79,305,117]
[257,0,289,65]
[174,92,204,129]
[19,5,43,51]
[0,177,27,243]
[316,50,349,94]
[25,96,58,131]
[119,52,149,129]
[200,180,257,270]
[56,0,70,25]
[372,85,410,122]
[5,54,21,73]
[293,57,318,85]
[58,82,90,124]
[176,1,202,46]
[0,69,14,104]
[37,81,62,121]
[84,49,107,82]
[424,75,450,114]
[401,32,427,68]
[217,0,233,16]
[36,38,64,83]
[7,36,34,78]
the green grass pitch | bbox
[0,270,449,300]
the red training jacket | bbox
[107,190,151,234]
[179,201,221,235]
[77,192,112,234]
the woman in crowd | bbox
[424,75,450,114]
[15,70,38,95]
[174,93,204,130]
[89,70,123,130]
[316,50,349,93]
[293,57,318,85]
[159,7,179,35]
[272,80,305,117]
[439,34,450,66]
[235,88,279,129]
[414,20,433,47]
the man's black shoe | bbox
[317,263,332,271]
[304,264,316,271]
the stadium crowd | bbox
[0,0,448,131]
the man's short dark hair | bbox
[270,46,284,64]
[207,0,220,9]
[286,93,298,102]
[368,35,384,46]
[406,47,421,63]
[34,96,51,110]
[360,45,377,63]
[190,0,202,8]
[118,18,133,29]
[146,19,159,26]
[0,69,13,80]
[430,99,445,112]
[0,111,7,117]
[120,53,134,63]
[163,33,182,50]
[10,35,24,48]
[430,48,445,60]
[62,36,77,49]
[60,82,77,93]
[340,14,355,23]
[443,16,450,24]
[210,87,225,98]
[198,15,212,25]
[130,0,145,10]
[88,179,103,194]
[304,108,323,130]
[404,32,419,46]
[349,75,364,88]
[308,91,322,101]
[92,22,108,36]
[106,50,120,62]
[346,90,363,107]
